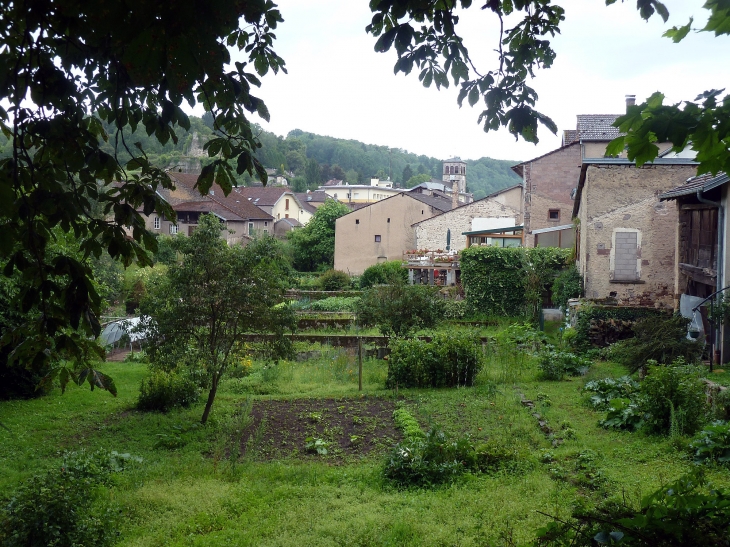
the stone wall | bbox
[579,164,695,308]
[414,197,521,251]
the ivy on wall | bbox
[460,247,571,319]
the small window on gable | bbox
[285,198,289,210]
[264,221,268,227]
[375,235,381,242]
[355,219,359,224]
[387,218,390,223]
[421,210,424,214]
[548,209,560,221]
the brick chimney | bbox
[625,94,636,111]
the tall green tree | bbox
[288,200,350,272]
[305,158,322,188]
[0,0,285,375]
[401,164,413,186]
[141,215,294,424]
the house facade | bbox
[333,193,452,275]
[413,186,523,252]
[573,158,698,308]
[230,186,310,225]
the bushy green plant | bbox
[386,330,484,388]
[359,260,408,288]
[0,450,137,547]
[551,265,582,309]
[599,398,644,431]
[316,269,351,291]
[137,370,201,412]
[537,349,591,381]
[690,421,730,465]
[583,376,640,410]
[533,470,730,547]
[496,322,547,353]
[357,282,445,337]
[639,359,707,436]
[393,407,425,440]
[443,299,467,320]
[604,315,703,371]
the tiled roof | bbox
[576,114,622,141]
[295,191,329,203]
[409,192,454,212]
[443,157,465,163]
[659,172,728,200]
[275,218,302,228]
[563,129,578,145]
[231,186,291,206]
[167,172,272,220]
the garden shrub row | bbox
[386,330,484,388]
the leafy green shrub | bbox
[443,299,467,320]
[572,304,669,353]
[537,349,591,380]
[137,370,201,412]
[316,269,351,291]
[308,296,361,312]
[0,450,138,547]
[386,330,484,388]
[690,421,730,465]
[712,388,730,421]
[533,470,730,547]
[604,314,702,371]
[357,283,445,337]
[384,428,472,487]
[496,322,547,353]
[583,376,640,410]
[639,359,707,436]
[599,398,644,431]
[359,260,408,288]
[551,265,583,309]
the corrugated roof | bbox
[462,226,523,235]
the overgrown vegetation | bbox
[359,261,408,289]
[357,282,445,336]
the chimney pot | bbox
[625,94,636,110]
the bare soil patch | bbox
[241,397,402,462]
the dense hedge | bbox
[459,247,571,317]
[571,303,670,352]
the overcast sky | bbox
[237,0,730,163]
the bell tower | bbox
[442,157,467,194]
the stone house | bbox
[146,172,273,244]
[572,158,699,308]
[413,185,523,252]
[333,192,453,275]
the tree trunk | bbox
[201,375,219,424]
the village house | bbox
[230,186,310,225]
[413,185,523,252]
[146,172,273,245]
[333,192,453,275]
[573,158,698,309]
[318,178,403,204]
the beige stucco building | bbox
[413,185,523,251]
[573,158,698,308]
[334,193,452,275]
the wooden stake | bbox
[358,336,363,391]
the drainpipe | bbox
[696,189,724,365]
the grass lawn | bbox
[1,341,728,546]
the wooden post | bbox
[358,336,363,391]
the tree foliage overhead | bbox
[367,0,730,176]
[0,0,285,373]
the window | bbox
[264,221,268,227]
[375,235,381,242]
[387,218,390,223]
[611,230,640,282]
[248,222,254,235]
[285,198,289,210]
[285,214,289,219]
[153,216,160,230]
[169,224,178,235]
[355,219,359,224]
[548,209,560,221]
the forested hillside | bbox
[0,116,521,198]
